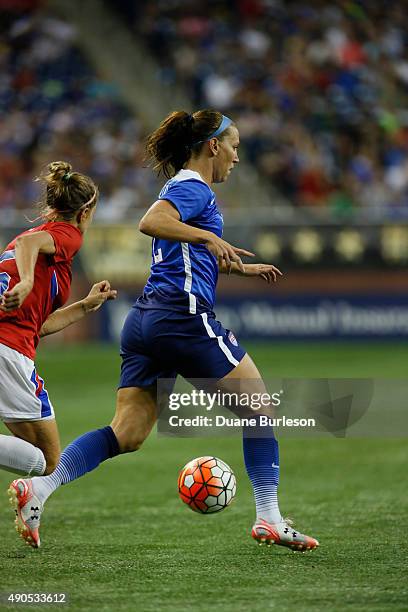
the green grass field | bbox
[0,342,407,611]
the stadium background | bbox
[0,1,406,611]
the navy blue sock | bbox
[31,426,120,503]
[243,419,282,524]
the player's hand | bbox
[242,263,283,283]
[203,234,254,274]
[0,279,33,312]
[82,280,117,313]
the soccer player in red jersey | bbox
[0,161,116,546]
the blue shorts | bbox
[119,307,246,388]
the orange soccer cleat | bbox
[252,518,319,552]
[8,479,42,548]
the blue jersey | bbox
[138,170,223,314]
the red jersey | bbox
[0,222,83,360]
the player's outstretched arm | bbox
[39,281,117,337]
[0,231,56,312]
[219,261,283,283]
[139,200,254,273]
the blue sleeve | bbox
[160,180,210,222]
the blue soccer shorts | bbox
[119,307,246,388]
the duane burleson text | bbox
[168,415,316,428]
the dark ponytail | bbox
[36,161,98,222]
[145,109,229,179]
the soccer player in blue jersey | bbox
[9,110,319,551]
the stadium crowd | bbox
[2,1,408,220]
[113,0,408,216]
[0,3,156,224]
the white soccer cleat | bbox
[252,517,319,552]
[8,479,42,549]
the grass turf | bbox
[0,342,407,611]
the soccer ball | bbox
[178,456,236,514]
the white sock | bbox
[0,434,46,476]
[30,475,58,503]
[252,476,282,524]
[256,501,283,525]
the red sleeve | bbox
[44,223,83,263]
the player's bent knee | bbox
[115,431,147,454]
[111,387,157,454]
[111,418,150,453]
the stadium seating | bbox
[0,5,156,224]
[109,0,408,216]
